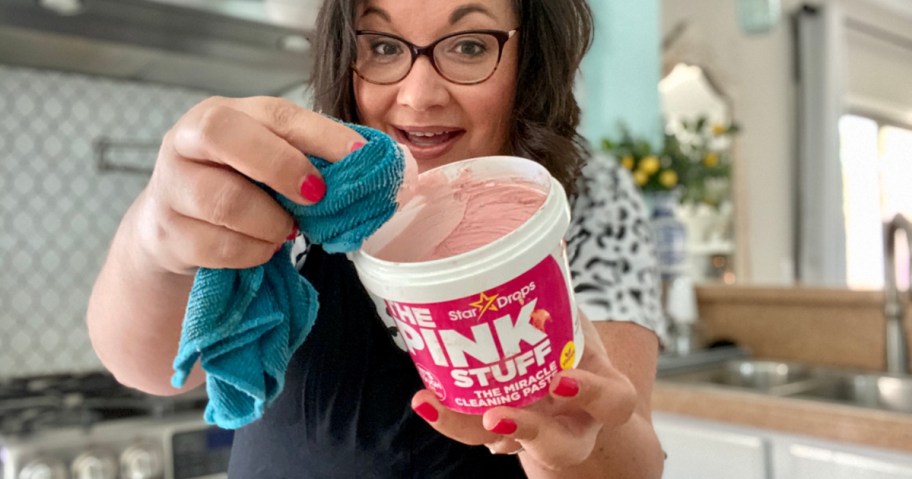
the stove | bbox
[0,372,232,479]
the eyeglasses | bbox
[353,29,518,85]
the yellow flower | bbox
[704,152,719,167]
[712,124,727,136]
[659,170,678,188]
[633,170,649,186]
[621,155,635,170]
[640,155,660,174]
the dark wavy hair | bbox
[310,0,593,197]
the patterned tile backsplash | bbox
[0,65,309,378]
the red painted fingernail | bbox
[553,377,579,397]
[299,175,326,203]
[350,141,365,153]
[286,224,299,241]
[413,402,438,423]
[490,418,517,435]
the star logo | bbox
[469,291,499,319]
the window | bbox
[840,114,912,291]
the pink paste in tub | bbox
[352,155,584,414]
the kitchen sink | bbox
[661,359,815,394]
[659,357,912,414]
[789,373,912,414]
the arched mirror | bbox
[659,62,740,283]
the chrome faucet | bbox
[884,214,912,375]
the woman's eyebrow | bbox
[450,4,498,25]
[361,6,391,22]
[359,4,496,26]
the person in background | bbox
[87,0,666,477]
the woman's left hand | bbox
[409,313,639,470]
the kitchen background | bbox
[2,0,912,478]
[1,0,318,378]
[1,66,207,376]
[0,3,322,477]
[0,67,314,377]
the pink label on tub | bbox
[385,254,577,414]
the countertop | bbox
[652,379,912,453]
[593,320,912,454]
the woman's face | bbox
[353,0,520,172]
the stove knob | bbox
[120,444,164,479]
[71,450,118,479]
[18,458,67,479]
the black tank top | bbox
[227,246,526,478]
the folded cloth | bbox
[171,123,405,429]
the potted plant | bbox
[600,117,739,279]
[600,116,739,211]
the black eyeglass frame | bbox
[353,28,519,86]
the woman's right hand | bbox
[135,96,366,275]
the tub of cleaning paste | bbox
[350,156,583,414]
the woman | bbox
[87,0,666,477]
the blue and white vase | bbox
[646,191,688,281]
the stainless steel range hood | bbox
[0,0,318,96]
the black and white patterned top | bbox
[567,154,667,341]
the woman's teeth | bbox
[404,130,453,146]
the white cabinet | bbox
[773,440,912,479]
[655,412,770,479]
[655,412,912,479]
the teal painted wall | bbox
[579,0,663,148]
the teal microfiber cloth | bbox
[171,123,405,429]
